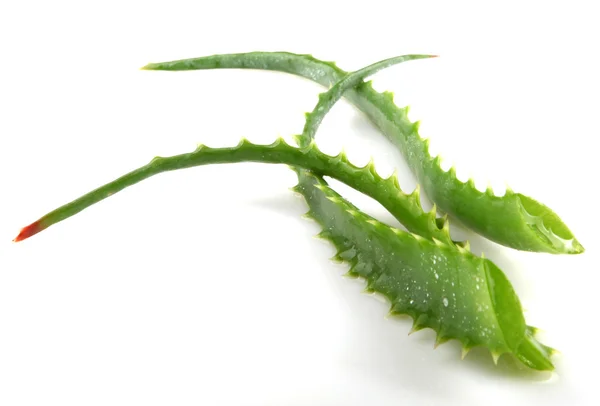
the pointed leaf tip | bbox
[570,238,585,254]
[13,220,44,242]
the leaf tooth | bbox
[329,148,348,164]
[428,202,437,222]
[387,305,401,317]
[410,184,422,208]
[432,238,445,247]
[301,211,315,220]
[412,233,427,243]
[447,165,457,179]
[382,90,395,102]
[458,338,473,359]
[422,137,431,151]
[408,324,420,336]
[491,350,503,365]
[409,314,428,335]
[364,157,378,176]
[289,184,302,194]
[362,80,376,92]
[363,279,376,293]
[236,137,252,148]
[343,270,360,279]
[339,149,349,162]
[150,155,164,166]
[386,169,400,189]
[485,182,494,196]
[330,254,344,264]
[412,120,421,134]
[440,214,450,232]
[316,230,332,240]
[456,243,469,254]
[270,136,289,149]
[434,333,450,349]
[323,59,340,69]
[467,177,476,189]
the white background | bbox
[1,1,598,405]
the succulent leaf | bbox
[292,169,554,370]
[15,138,452,245]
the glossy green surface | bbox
[293,169,554,370]
[18,135,555,371]
[143,52,583,254]
[28,138,449,244]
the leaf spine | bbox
[491,351,502,365]
[432,238,445,247]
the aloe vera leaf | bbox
[13,138,448,244]
[292,168,554,371]
[142,52,583,254]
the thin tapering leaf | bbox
[14,138,449,244]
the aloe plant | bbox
[13,52,571,371]
[11,135,556,370]
[141,52,583,255]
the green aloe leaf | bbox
[13,138,450,244]
[292,169,554,370]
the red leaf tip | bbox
[13,220,44,242]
